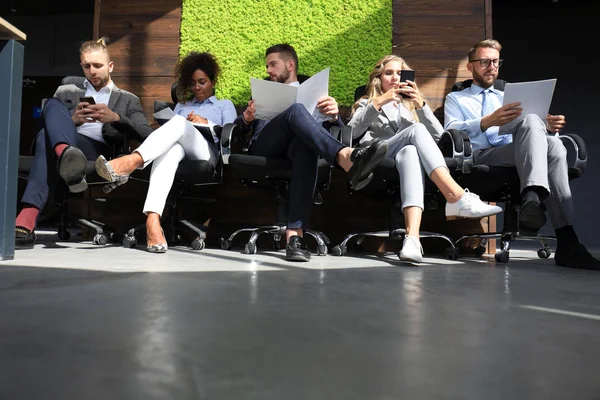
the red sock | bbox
[54,143,68,158]
[16,205,40,232]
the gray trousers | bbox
[384,123,447,210]
[474,114,574,229]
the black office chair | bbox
[218,75,333,256]
[442,79,587,262]
[120,83,221,250]
[17,76,129,246]
[330,85,458,258]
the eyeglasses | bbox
[188,80,209,88]
[470,58,503,68]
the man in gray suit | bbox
[15,37,152,249]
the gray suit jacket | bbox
[349,98,444,145]
[54,82,152,146]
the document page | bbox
[501,78,557,133]
[296,67,330,123]
[251,79,297,120]
[251,67,330,122]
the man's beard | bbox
[272,69,291,83]
[90,75,109,90]
[473,71,495,89]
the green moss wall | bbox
[180,0,392,106]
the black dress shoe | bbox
[519,200,546,234]
[57,146,88,193]
[286,235,311,262]
[347,140,388,191]
[15,226,36,250]
[555,244,600,270]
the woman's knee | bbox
[394,144,419,164]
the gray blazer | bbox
[54,82,152,145]
[349,98,444,145]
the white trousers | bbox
[134,115,217,216]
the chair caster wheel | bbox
[191,238,205,250]
[445,247,460,260]
[331,245,346,257]
[244,243,257,254]
[316,245,328,256]
[58,228,70,241]
[537,248,551,259]
[495,251,509,263]
[93,234,108,246]
[220,238,231,250]
[123,235,137,248]
[474,245,487,258]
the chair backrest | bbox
[354,85,367,102]
[452,78,506,92]
[61,76,86,88]
[170,82,178,104]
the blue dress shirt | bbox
[173,96,237,129]
[444,83,511,151]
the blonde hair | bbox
[79,37,110,57]
[468,39,502,61]
[351,54,424,121]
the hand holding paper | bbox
[251,67,331,122]
[500,78,557,133]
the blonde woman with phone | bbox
[349,55,502,263]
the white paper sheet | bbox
[251,67,330,122]
[500,78,557,133]
[153,106,176,121]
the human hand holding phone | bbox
[72,97,97,125]
[399,70,415,98]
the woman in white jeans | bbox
[349,55,502,263]
[95,52,236,253]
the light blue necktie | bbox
[482,89,512,146]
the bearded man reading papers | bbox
[235,43,388,262]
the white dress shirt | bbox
[77,80,114,144]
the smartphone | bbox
[80,96,96,105]
[400,70,415,82]
[399,70,415,98]
[79,97,96,121]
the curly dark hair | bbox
[174,51,221,103]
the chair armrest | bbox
[329,125,352,146]
[438,129,473,174]
[220,122,239,164]
[558,133,587,173]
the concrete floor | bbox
[1,231,600,399]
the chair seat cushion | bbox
[228,154,331,185]
[176,159,216,181]
[130,158,216,183]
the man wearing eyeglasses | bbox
[443,39,599,270]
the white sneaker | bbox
[399,235,423,263]
[445,189,503,220]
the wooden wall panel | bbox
[392,0,486,111]
[392,0,492,252]
[97,0,181,121]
